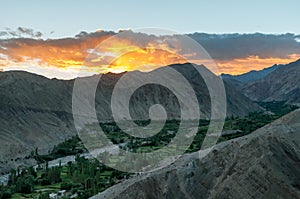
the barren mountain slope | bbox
[242,59,300,105]
[94,109,300,199]
[0,64,261,173]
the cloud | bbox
[0,27,43,39]
[17,27,42,38]
[216,54,300,75]
[188,33,300,60]
[0,30,116,70]
[0,30,299,77]
[0,30,189,73]
[0,32,9,37]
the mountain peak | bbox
[242,58,300,104]
[221,64,280,83]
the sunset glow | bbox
[0,31,299,78]
[215,54,300,75]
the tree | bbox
[7,169,16,185]
[28,166,37,178]
[47,167,61,184]
[61,182,73,190]
[35,147,39,156]
[16,176,34,194]
[0,189,12,199]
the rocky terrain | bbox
[0,63,261,173]
[0,71,76,173]
[93,109,300,199]
[242,59,300,105]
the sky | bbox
[0,0,300,37]
[1,0,300,37]
[0,0,300,79]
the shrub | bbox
[60,182,73,190]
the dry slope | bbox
[242,59,300,105]
[0,63,261,173]
[94,109,300,199]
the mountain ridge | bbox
[0,63,261,173]
[242,59,300,104]
[221,64,280,83]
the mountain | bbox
[93,109,300,199]
[0,71,76,173]
[221,64,280,83]
[242,59,300,105]
[0,63,261,173]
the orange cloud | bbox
[215,54,300,75]
[84,35,189,73]
[0,31,115,71]
[0,31,299,78]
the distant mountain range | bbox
[221,59,300,105]
[0,63,260,173]
[241,59,300,105]
[221,64,280,83]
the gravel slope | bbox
[92,109,300,199]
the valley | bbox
[1,59,300,199]
[0,101,297,199]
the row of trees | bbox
[1,148,129,199]
[63,155,128,198]
[32,136,86,164]
[0,163,62,199]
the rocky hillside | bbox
[0,64,261,173]
[0,71,76,173]
[94,109,300,199]
[242,59,300,105]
